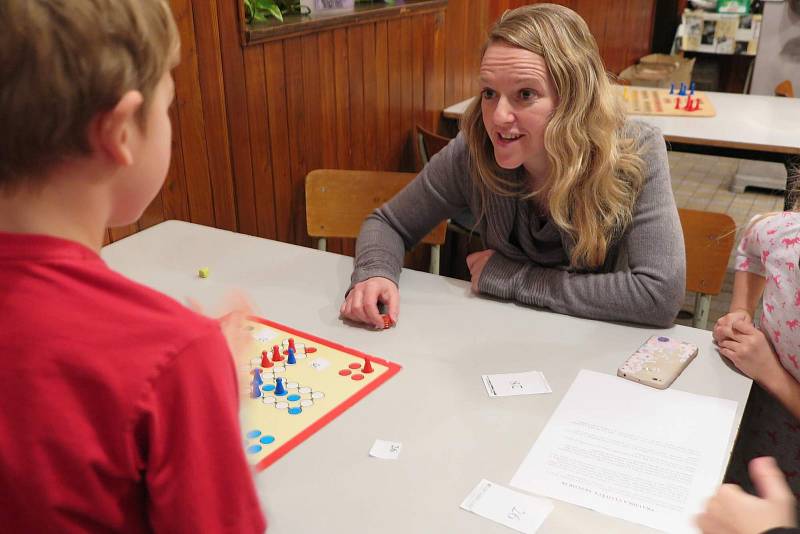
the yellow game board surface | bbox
[241,317,401,470]
[619,85,716,117]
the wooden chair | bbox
[416,124,451,167]
[678,208,736,329]
[305,169,447,275]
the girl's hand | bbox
[713,309,752,345]
[697,457,796,534]
[340,277,399,329]
[717,320,783,386]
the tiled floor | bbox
[669,152,786,329]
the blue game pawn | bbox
[690,81,696,95]
[250,379,262,399]
[678,82,687,96]
[287,347,297,365]
[252,368,263,386]
[274,377,287,396]
[669,82,675,95]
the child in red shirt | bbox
[0,1,266,532]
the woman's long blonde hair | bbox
[462,4,645,269]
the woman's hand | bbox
[713,309,752,345]
[340,277,399,329]
[696,457,796,534]
[466,249,496,293]
[717,320,784,386]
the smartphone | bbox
[617,335,699,390]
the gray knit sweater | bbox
[351,120,686,327]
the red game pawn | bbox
[362,358,374,374]
[261,350,273,368]
[674,97,681,110]
[272,344,284,362]
[288,338,296,351]
[683,95,693,111]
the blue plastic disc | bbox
[262,384,275,392]
[260,435,276,445]
[246,430,262,439]
[288,407,302,415]
[287,394,301,402]
[246,444,263,454]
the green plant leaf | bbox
[266,4,284,21]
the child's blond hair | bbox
[0,0,180,189]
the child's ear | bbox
[88,90,144,167]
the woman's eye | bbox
[481,89,496,100]
[519,89,536,101]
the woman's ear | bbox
[87,90,144,167]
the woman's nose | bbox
[493,95,514,125]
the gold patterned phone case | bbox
[617,335,699,389]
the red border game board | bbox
[242,317,401,471]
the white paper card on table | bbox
[482,371,552,397]
[309,357,331,372]
[369,439,402,460]
[461,479,553,534]
[510,369,738,534]
[252,328,276,342]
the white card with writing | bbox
[482,371,552,397]
[461,479,553,534]
[252,328,276,342]
[309,357,331,372]
[369,439,402,460]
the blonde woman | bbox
[341,3,685,328]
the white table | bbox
[443,91,800,207]
[102,220,752,533]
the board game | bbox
[619,84,716,117]
[241,317,401,471]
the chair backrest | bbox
[775,80,794,98]
[678,208,736,296]
[416,124,452,167]
[305,169,447,245]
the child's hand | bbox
[188,293,255,367]
[713,309,752,345]
[717,320,783,386]
[696,456,796,534]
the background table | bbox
[102,220,752,533]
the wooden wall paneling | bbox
[217,0,259,237]
[282,39,306,245]
[399,17,414,171]
[161,104,191,223]
[332,28,352,170]
[264,42,294,243]
[332,27,354,256]
[108,222,139,242]
[411,15,426,167]
[138,190,166,230]
[171,0,216,227]
[374,21,391,173]
[298,34,324,248]
[463,3,487,98]
[387,20,403,171]
[191,0,237,231]
[243,44,278,240]
[346,26,367,171]
[316,31,343,254]
[423,11,446,132]
[361,23,379,172]
[444,0,466,106]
